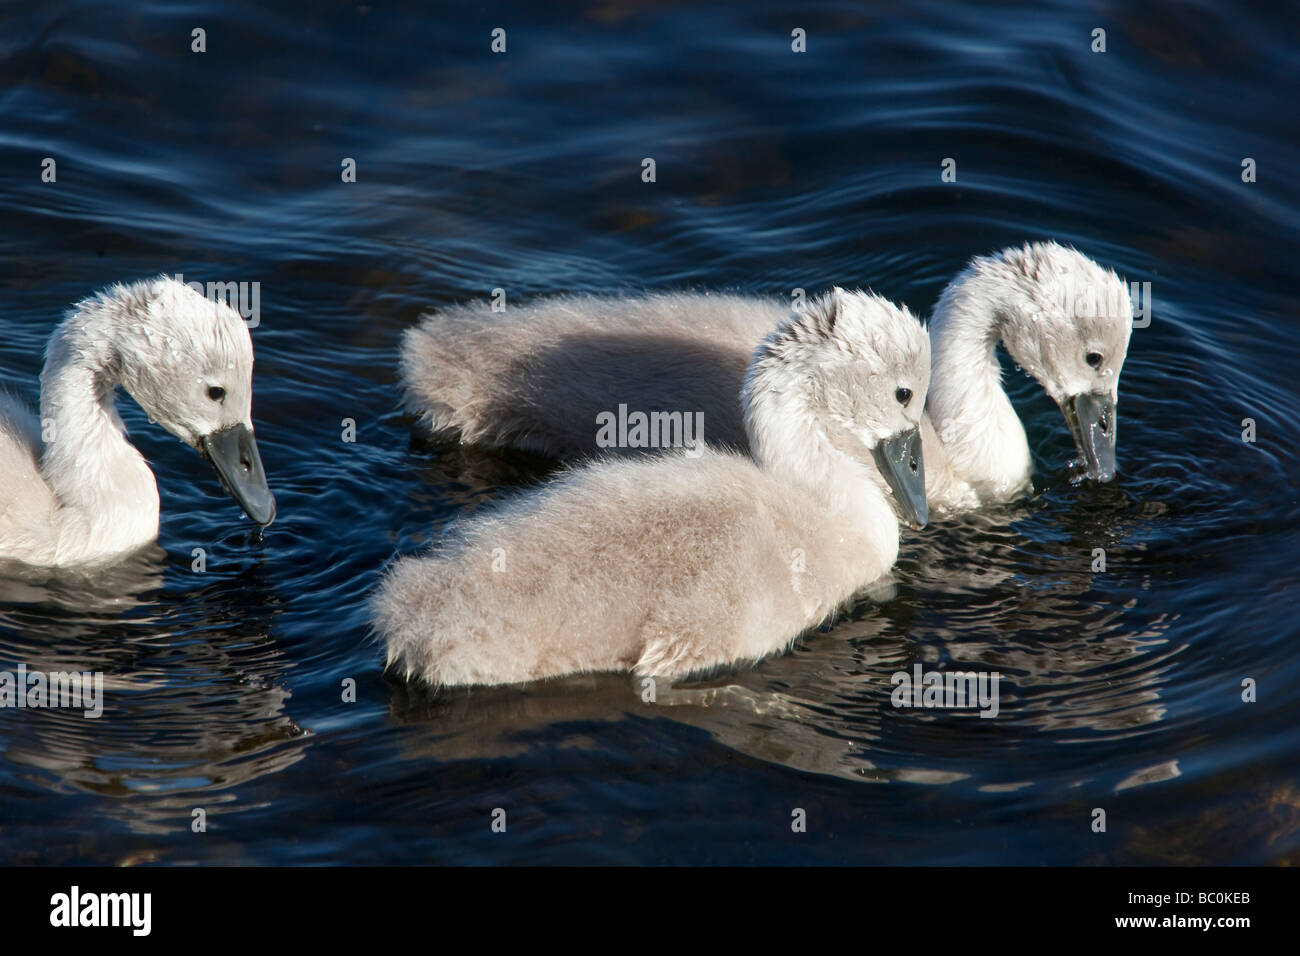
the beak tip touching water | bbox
[200,424,277,527]
[253,496,277,527]
[1063,392,1118,483]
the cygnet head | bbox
[976,242,1132,481]
[743,288,930,528]
[57,277,277,525]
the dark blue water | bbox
[1,0,1297,864]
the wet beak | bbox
[1060,392,1117,482]
[872,426,928,529]
[199,424,277,526]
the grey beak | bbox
[1061,392,1117,482]
[872,426,928,530]
[200,424,276,526]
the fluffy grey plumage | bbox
[399,242,1132,511]
[399,291,767,457]
[375,289,930,687]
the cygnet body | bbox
[375,289,930,686]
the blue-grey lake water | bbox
[0,0,1297,864]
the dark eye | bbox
[1086,352,1103,368]
[207,385,226,402]
[895,387,912,406]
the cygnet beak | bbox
[872,426,928,529]
[1061,392,1117,482]
[199,423,277,526]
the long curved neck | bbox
[39,308,160,561]
[925,269,1032,499]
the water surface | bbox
[0,0,1297,864]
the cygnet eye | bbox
[1085,352,1103,368]
[207,385,226,402]
[895,387,912,406]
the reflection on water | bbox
[0,552,306,849]
[0,547,166,614]
[0,0,1298,863]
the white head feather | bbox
[744,288,930,524]
[46,277,259,448]
[933,242,1132,406]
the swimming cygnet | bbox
[0,278,275,567]
[375,288,930,686]
[399,242,1132,512]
